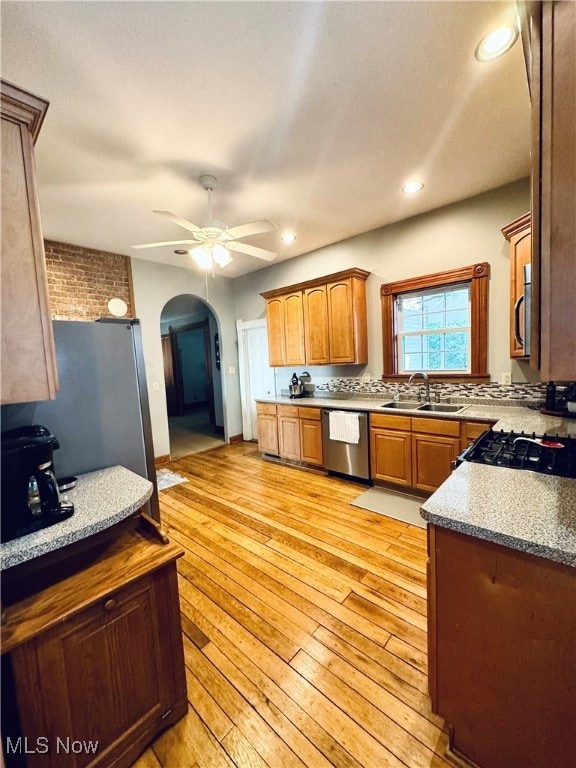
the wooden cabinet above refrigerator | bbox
[1,80,58,404]
[261,268,370,367]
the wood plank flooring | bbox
[133,442,467,768]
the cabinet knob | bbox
[103,598,117,611]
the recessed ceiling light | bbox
[174,249,187,255]
[402,181,424,195]
[281,232,297,243]
[475,26,519,62]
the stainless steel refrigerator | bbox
[32,319,160,521]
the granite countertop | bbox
[255,395,575,436]
[421,462,576,567]
[0,466,153,572]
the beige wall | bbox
[130,260,241,459]
[233,178,537,384]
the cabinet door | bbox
[460,420,494,451]
[257,413,279,455]
[283,291,306,366]
[300,419,323,465]
[265,297,286,366]
[10,566,186,768]
[303,285,330,365]
[370,428,412,486]
[1,84,58,404]
[411,433,460,493]
[503,216,531,359]
[278,414,301,460]
[327,278,355,363]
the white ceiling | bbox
[1,1,530,278]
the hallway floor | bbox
[168,406,226,459]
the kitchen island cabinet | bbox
[1,519,187,768]
[426,523,575,768]
[1,80,58,404]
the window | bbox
[381,263,490,380]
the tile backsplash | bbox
[310,377,546,404]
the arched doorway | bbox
[160,294,225,459]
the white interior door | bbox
[237,319,276,440]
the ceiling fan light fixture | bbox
[190,247,214,270]
[212,244,233,267]
[475,26,518,61]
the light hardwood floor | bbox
[133,442,466,768]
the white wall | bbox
[130,260,242,458]
[234,178,536,385]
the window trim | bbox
[380,262,490,381]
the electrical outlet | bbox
[228,366,236,375]
[501,372,512,386]
[152,382,159,391]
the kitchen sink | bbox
[416,403,466,413]
[380,401,421,410]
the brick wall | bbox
[44,240,134,320]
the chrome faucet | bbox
[408,371,431,403]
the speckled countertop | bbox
[257,395,576,565]
[0,466,153,572]
[421,463,576,567]
[255,395,575,436]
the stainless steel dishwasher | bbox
[322,410,370,479]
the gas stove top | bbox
[458,429,576,479]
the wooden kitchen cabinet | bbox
[262,269,369,367]
[277,404,301,461]
[411,417,460,494]
[299,406,323,465]
[1,80,58,404]
[428,523,576,768]
[502,213,531,359]
[1,522,188,768]
[326,275,368,364]
[264,292,306,367]
[257,402,279,455]
[369,413,412,487]
[520,1,576,379]
[303,285,330,365]
[460,419,494,450]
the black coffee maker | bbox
[1,425,74,543]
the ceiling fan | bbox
[132,175,277,270]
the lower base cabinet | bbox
[428,524,576,768]
[256,403,323,466]
[1,521,188,768]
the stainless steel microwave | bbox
[514,263,531,357]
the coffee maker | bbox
[1,425,74,543]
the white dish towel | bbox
[328,411,360,444]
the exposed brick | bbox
[44,240,133,320]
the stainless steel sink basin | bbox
[416,403,466,413]
[380,401,421,410]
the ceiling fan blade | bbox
[221,220,276,240]
[131,239,195,250]
[226,241,277,261]
[153,210,202,233]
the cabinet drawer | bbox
[257,402,277,415]
[278,404,299,417]
[462,420,494,442]
[298,406,322,421]
[411,417,460,437]
[370,412,411,431]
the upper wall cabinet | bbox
[520,1,576,379]
[502,213,531,360]
[1,80,58,404]
[261,268,370,367]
